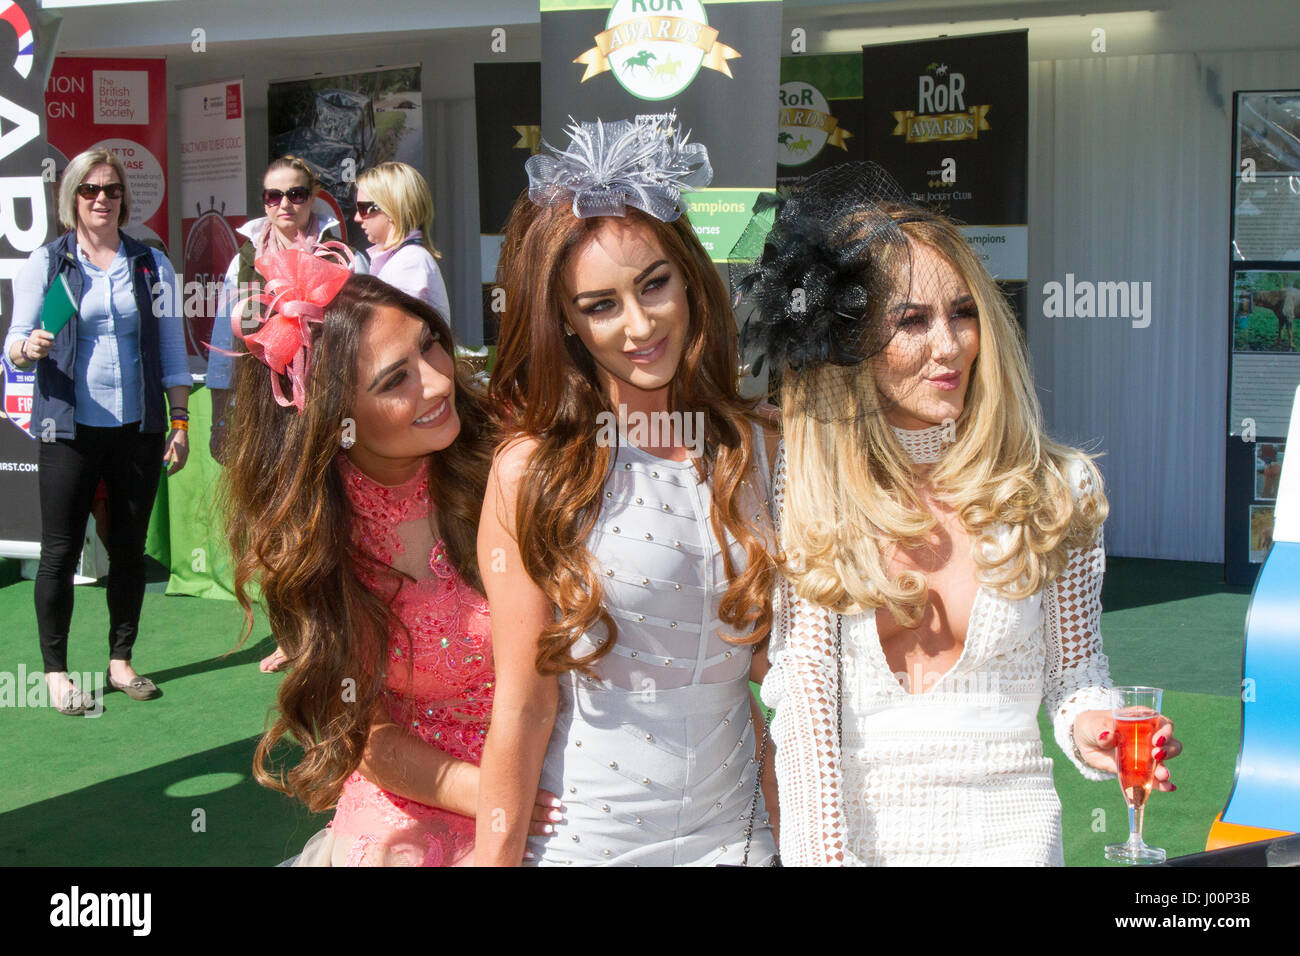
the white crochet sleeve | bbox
[760,441,854,865]
[1043,457,1115,782]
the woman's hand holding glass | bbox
[1072,706,1182,789]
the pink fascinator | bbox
[231,241,354,410]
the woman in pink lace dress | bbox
[325,455,494,866]
[222,255,557,866]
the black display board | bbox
[0,0,55,550]
[474,61,541,344]
[860,30,1028,329]
[1224,90,1300,585]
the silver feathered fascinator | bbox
[525,112,713,222]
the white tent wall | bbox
[1028,49,1300,562]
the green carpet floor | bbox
[0,557,1255,866]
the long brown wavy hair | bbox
[492,194,775,675]
[222,275,493,813]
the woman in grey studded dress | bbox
[474,119,780,866]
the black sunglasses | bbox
[262,187,312,206]
[76,182,125,200]
[356,200,385,218]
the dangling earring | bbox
[564,325,575,337]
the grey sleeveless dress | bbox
[527,424,777,866]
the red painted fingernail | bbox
[1154,749,1166,760]
[1098,731,1110,741]
[1154,735,1167,746]
[1169,784,1177,791]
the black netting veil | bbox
[730,162,944,424]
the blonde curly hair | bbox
[780,206,1108,627]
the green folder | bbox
[40,274,77,336]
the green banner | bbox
[159,387,238,602]
[685,188,767,262]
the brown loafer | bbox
[54,686,93,716]
[107,672,160,700]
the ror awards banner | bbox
[862,31,1028,321]
[178,78,248,374]
[777,52,864,188]
[45,56,169,250]
[0,0,53,550]
[540,0,782,261]
[474,61,540,345]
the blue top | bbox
[3,242,191,426]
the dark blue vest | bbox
[32,231,168,439]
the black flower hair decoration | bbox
[731,161,924,375]
[526,112,713,223]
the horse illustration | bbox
[622,50,657,76]
[654,55,681,81]
[789,136,812,153]
[1239,286,1300,351]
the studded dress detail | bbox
[325,455,493,867]
[526,423,778,866]
[761,426,1115,866]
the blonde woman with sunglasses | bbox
[354,162,450,321]
[3,148,191,714]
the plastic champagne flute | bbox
[1104,686,1166,864]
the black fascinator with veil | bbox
[730,162,945,423]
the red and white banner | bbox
[178,77,247,371]
[44,56,169,250]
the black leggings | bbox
[35,423,165,673]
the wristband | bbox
[170,419,189,432]
[170,409,190,421]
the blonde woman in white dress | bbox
[733,164,1183,865]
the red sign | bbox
[45,56,169,250]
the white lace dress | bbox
[760,428,1114,866]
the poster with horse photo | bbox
[267,65,423,248]
[1234,270,1300,353]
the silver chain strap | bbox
[835,614,844,751]
[739,578,784,867]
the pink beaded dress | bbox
[318,455,493,867]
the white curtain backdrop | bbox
[1027,50,1300,562]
